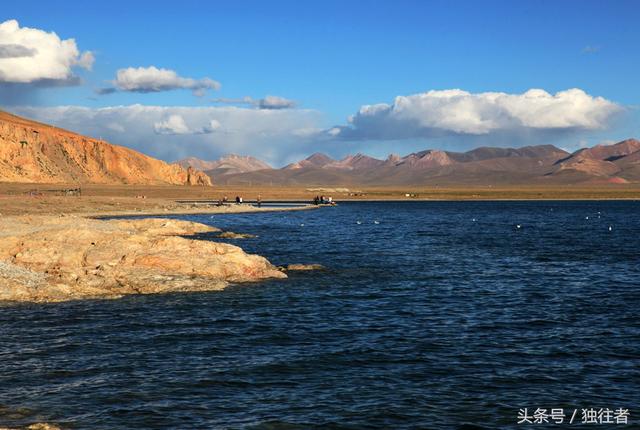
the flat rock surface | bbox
[0,215,285,302]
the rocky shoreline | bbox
[0,214,287,303]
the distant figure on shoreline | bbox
[235,196,243,204]
[313,195,336,205]
[257,195,262,208]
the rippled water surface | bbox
[1,201,639,429]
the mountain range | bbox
[0,110,211,185]
[2,109,638,187]
[180,139,640,186]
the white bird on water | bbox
[608,225,612,232]
[516,224,522,229]
[373,220,380,224]
[356,221,362,225]
[300,223,305,227]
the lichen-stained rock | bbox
[0,215,285,302]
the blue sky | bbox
[2,0,639,165]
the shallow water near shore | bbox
[1,201,639,429]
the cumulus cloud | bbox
[76,51,95,70]
[0,19,93,84]
[258,95,296,109]
[13,105,320,164]
[203,119,222,133]
[154,114,191,135]
[332,88,621,140]
[211,95,296,109]
[154,115,222,135]
[99,66,221,96]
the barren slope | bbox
[0,110,211,185]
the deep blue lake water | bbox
[1,201,639,429]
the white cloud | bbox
[258,95,296,109]
[76,51,95,70]
[105,66,220,96]
[204,119,221,132]
[0,19,93,84]
[154,115,223,135]
[327,127,341,137]
[154,114,191,135]
[212,95,296,109]
[13,105,320,164]
[334,88,622,140]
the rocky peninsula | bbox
[0,214,286,303]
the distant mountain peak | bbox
[399,149,454,168]
[178,154,271,177]
[326,153,384,170]
[284,152,334,170]
[305,152,334,164]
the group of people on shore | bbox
[313,195,335,205]
[216,195,262,207]
[213,194,335,207]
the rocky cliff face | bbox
[0,110,211,185]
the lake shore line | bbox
[0,195,321,304]
[1,182,639,217]
[0,214,291,303]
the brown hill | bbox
[398,150,455,168]
[551,139,640,180]
[573,139,640,161]
[179,154,272,179]
[450,145,568,162]
[0,110,211,185]
[325,153,386,170]
[176,157,220,172]
[284,153,334,170]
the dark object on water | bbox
[280,263,326,272]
